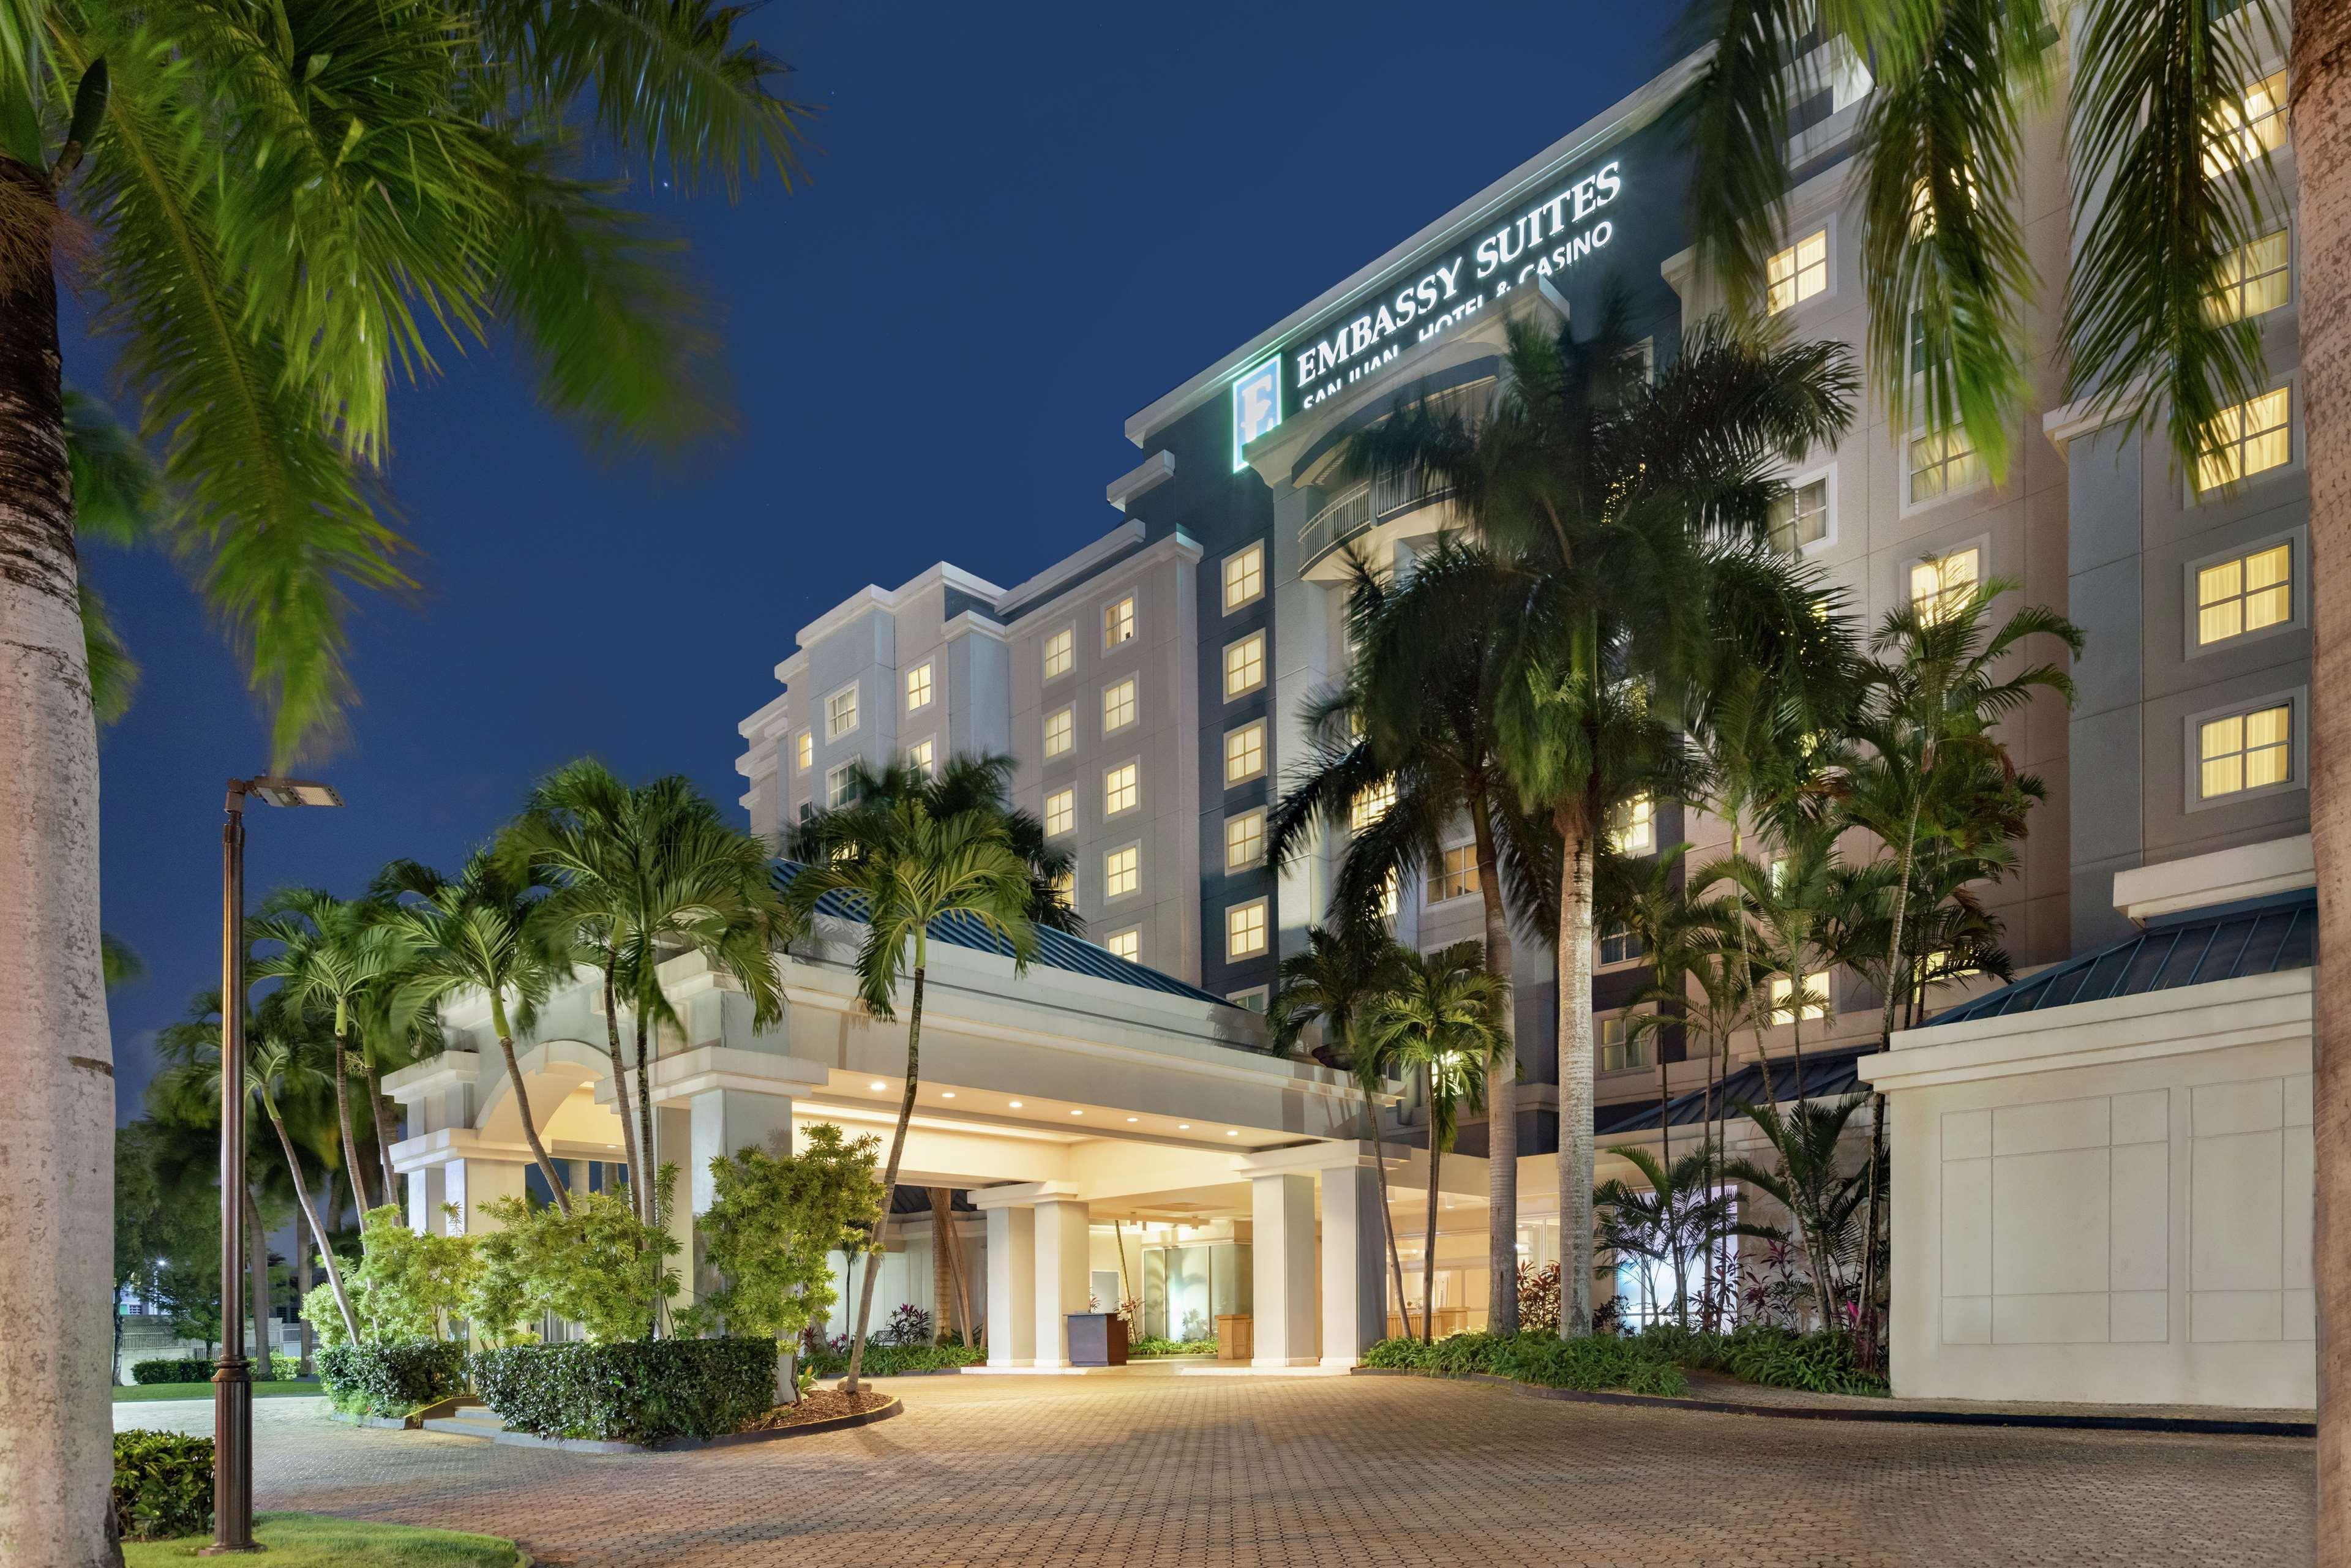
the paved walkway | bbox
[117,1375,2314,1567]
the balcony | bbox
[1297,467,1459,575]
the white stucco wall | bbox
[1864,967,2314,1408]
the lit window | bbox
[1769,975,1831,1024]
[1048,866,1074,904]
[1351,778,1396,833]
[1043,627,1074,681]
[1908,424,1986,503]
[1600,1014,1651,1073]
[1044,706,1074,758]
[2197,388,2292,491]
[1224,633,1266,699]
[1766,229,1828,312]
[1103,595,1136,648]
[1102,677,1138,733]
[1768,855,1791,893]
[1599,921,1643,966]
[905,662,934,712]
[1910,549,1981,625]
[1432,844,1479,902]
[825,762,854,809]
[1223,544,1265,611]
[795,730,812,772]
[1608,795,1653,855]
[1105,928,1141,962]
[2197,542,2293,646]
[1769,478,1829,554]
[825,683,859,741]
[907,739,934,776]
[2205,70,2288,175]
[2210,230,2290,323]
[1226,899,1269,959]
[1103,845,1139,899]
[1224,722,1266,785]
[1104,762,1139,816]
[1224,810,1265,872]
[1376,873,1400,918]
[1044,788,1075,836]
[2199,702,2293,800]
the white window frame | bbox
[1102,841,1142,902]
[1768,974,1832,1026]
[1765,225,1832,314]
[1224,721,1267,786]
[1902,418,1992,512]
[794,729,812,772]
[1103,594,1138,650]
[2191,377,2303,502]
[1599,1010,1653,1075]
[906,737,936,776]
[1226,985,1270,1013]
[1104,926,1142,963]
[1043,787,1076,838]
[1223,632,1267,701]
[1769,463,1837,557]
[1043,705,1074,759]
[1043,625,1075,682]
[823,681,860,741]
[1224,809,1266,873]
[1597,919,1644,969]
[1905,538,1988,626]
[2185,687,2307,813]
[1222,542,1266,613]
[1608,795,1654,856]
[904,661,935,713]
[1428,842,1479,905]
[2184,526,2306,659]
[1101,675,1139,735]
[824,761,855,809]
[2209,223,2294,324]
[1226,898,1270,961]
[1103,759,1141,819]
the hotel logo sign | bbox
[1230,356,1283,471]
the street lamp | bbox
[206,775,342,1556]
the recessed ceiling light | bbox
[1070,1109,1084,1116]
[1226,1129,1239,1137]
[869,1081,887,1091]
[1009,1100,1024,1109]
[940,1091,956,1100]
[1177,1123,1191,1130]
[1126,1116,1138,1123]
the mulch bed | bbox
[738,1389,896,1432]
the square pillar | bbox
[688,1087,795,1214]
[1032,1198,1091,1369]
[1319,1161,1387,1367]
[446,1158,528,1236]
[407,1165,449,1235]
[654,1105,696,1307]
[1253,1172,1319,1367]
[984,1206,1037,1367]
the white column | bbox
[687,1087,795,1213]
[406,1165,449,1235]
[1319,1161,1387,1367]
[1253,1172,1319,1367]
[654,1105,697,1306]
[1032,1198,1091,1369]
[446,1158,528,1236]
[984,1206,1036,1367]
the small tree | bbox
[684,1124,885,1346]
[343,1207,474,1343]
[471,1174,680,1344]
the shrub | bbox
[801,1338,983,1377]
[344,1206,476,1343]
[470,1338,778,1444]
[1362,1331,1687,1396]
[1515,1261,1561,1335]
[681,1126,883,1343]
[317,1340,470,1417]
[130,1354,299,1384]
[1127,1335,1215,1357]
[470,1176,679,1345]
[882,1302,934,1346]
[112,1429,212,1541]
[1637,1324,1888,1397]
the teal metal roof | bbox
[1926,888,2316,1028]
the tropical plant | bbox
[1268,925,1415,1337]
[1345,307,1858,1337]
[1722,1094,1882,1335]
[1593,1146,1736,1330]
[470,1176,680,1346]
[341,1207,473,1345]
[682,1123,885,1345]
[1357,942,1507,1343]
[781,756,1041,1392]
[378,852,575,1212]
[1269,531,1550,1333]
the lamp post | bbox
[206,775,342,1557]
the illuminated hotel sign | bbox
[1232,156,1627,463]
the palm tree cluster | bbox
[1265,302,2080,1362]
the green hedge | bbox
[113,1430,212,1542]
[317,1341,470,1417]
[1362,1331,1687,1396]
[130,1354,299,1385]
[803,1340,984,1378]
[469,1338,777,1444]
[1127,1337,1215,1357]
[1636,1324,1889,1397]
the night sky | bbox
[76,3,1678,1120]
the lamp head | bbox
[247,776,343,809]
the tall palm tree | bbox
[1269,925,1416,1340]
[1357,942,1506,1343]
[781,757,1040,1394]
[1269,532,1547,1334]
[0,9,806,1550]
[249,890,409,1215]
[1349,309,1856,1337]
[1602,842,1709,1168]
[379,852,574,1214]
[1594,1145,1737,1330]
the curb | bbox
[487,1395,904,1454]
[1348,1367,2316,1438]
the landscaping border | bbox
[1350,1367,2316,1438]
[486,1395,903,1454]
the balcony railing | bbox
[1297,466,1458,568]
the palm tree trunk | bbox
[294,1199,315,1376]
[2293,7,2348,1556]
[845,950,927,1395]
[634,999,657,1235]
[1556,812,1598,1338]
[1856,801,1922,1365]
[331,1017,370,1214]
[263,1098,360,1344]
[1423,1066,1442,1345]
[600,964,645,1225]
[489,996,569,1215]
[367,1063,399,1217]
[1469,800,1519,1334]
[929,1188,954,1344]
[1362,1086,1415,1340]
[245,1188,273,1370]
[0,152,118,1564]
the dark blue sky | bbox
[81,3,1678,1119]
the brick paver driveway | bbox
[119,1373,2313,1566]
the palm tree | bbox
[781,757,1040,1394]
[1602,842,1711,1168]
[1594,1146,1737,1330]
[1723,1095,1881,1335]
[1,10,806,1548]
[1269,925,1416,1339]
[1269,532,1548,1333]
[249,890,410,1215]
[1357,942,1507,1343]
[1348,309,1856,1338]
[509,760,795,1229]
[379,852,574,1214]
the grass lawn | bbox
[126,1512,519,1566]
[114,1381,326,1403]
